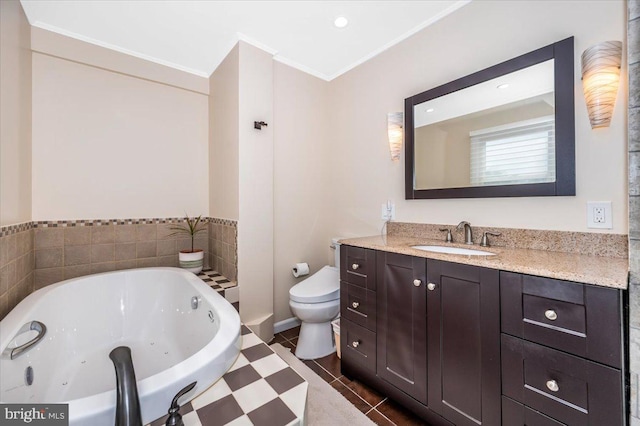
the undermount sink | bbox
[411,245,496,256]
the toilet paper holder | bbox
[292,263,310,278]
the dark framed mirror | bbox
[405,37,575,199]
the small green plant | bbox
[169,214,207,253]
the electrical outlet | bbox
[587,201,612,229]
[381,201,395,221]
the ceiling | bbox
[20,0,470,81]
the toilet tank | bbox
[332,237,343,269]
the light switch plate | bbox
[587,201,612,229]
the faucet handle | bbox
[480,232,501,247]
[166,381,197,426]
[439,228,453,243]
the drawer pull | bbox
[352,340,360,348]
[351,263,360,270]
[351,301,360,309]
[427,283,436,291]
[546,380,559,392]
[413,279,422,287]
[545,310,558,321]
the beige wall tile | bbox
[136,224,157,241]
[194,237,208,252]
[64,245,91,266]
[92,225,115,244]
[157,239,177,256]
[1,234,18,264]
[91,262,115,274]
[137,258,157,268]
[35,248,63,269]
[91,244,115,263]
[115,224,136,243]
[1,262,16,293]
[158,255,178,267]
[157,223,174,240]
[35,228,63,249]
[64,264,92,280]
[0,293,8,320]
[34,267,63,289]
[64,226,91,246]
[136,241,157,258]
[177,238,194,252]
[115,260,137,270]
[115,243,136,261]
[16,230,32,256]
[16,252,34,280]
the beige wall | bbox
[273,61,330,323]
[328,0,628,236]
[1,1,32,226]
[237,42,275,339]
[209,45,240,221]
[31,48,209,220]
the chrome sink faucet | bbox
[457,221,474,245]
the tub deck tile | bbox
[148,326,307,426]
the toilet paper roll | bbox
[293,263,310,278]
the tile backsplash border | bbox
[387,221,628,258]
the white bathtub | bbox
[0,267,241,425]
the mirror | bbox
[405,37,575,199]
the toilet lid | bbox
[290,265,340,303]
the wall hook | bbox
[254,121,268,130]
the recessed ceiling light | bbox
[334,16,349,28]
[497,83,510,89]
[426,108,435,113]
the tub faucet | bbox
[109,346,142,426]
[457,221,474,245]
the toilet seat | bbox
[289,265,339,303]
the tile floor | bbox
[271,326,430,426]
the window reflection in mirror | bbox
[413,59,556,190]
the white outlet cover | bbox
[587,201,612,229]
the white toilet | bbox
[289,238,342,359]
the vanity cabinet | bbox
[339,245,626,426]
[426,260,501,426]
[376,251,427,403]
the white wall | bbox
[327,0,628,237]
[237,42,275,339]
[209,44,240,221]
[31,50,209,220]
[0,1,32,226]
[273,61,331,323]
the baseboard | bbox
[224,286,239,303]
[274,317,301,334]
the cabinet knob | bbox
[351,301,360,309]
[352,340,360,348]
[427,283,436,291]
[545,310,558,321]
[413,279,422,287]
[351,263,360,270]
[546,380,559,392]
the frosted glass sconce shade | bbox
[581,41,622,129]
[387,112,404,161]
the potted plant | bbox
[169,214,206,274]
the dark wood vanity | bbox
[339,244,626,426]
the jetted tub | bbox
[0,267,241,425]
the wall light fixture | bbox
[387,112,403,162]
[581,41,622,129]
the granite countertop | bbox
[339,235,629,290]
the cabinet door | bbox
[376,251,427,404]
[427,259,500,426]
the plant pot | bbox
[179,249,204,274]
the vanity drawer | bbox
[502,334,622,426]
[500,271,622,368]
[502,396,566,426]
[340,246,377,290]
[341,283,376,331]
[341,318,376,373]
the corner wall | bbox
[0,0,32,226]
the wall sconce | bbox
[581,41,622,129]
[387,112,404,161]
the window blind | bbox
[469,116,555,187]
